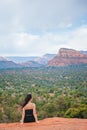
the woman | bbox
[21,93,39,123]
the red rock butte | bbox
[0,117,87,130]
[48,48,87,66]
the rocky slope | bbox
[48,48,87,66]
[0,61,22,69]
[0,118,87,130]
[35,54,56,65]
[20,61,43,67]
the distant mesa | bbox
[48,48,87,66]
[58,48,87,58]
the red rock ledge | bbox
[0,117,87,130]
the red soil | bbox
[0,117,87,130]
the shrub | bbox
[64,108,80,118]
[64,106,87,118]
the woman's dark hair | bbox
[22,94,32,108]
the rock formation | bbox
[0,117,87,130]
[48,48,87,66]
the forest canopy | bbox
[0,65,87,123]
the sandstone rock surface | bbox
[0,117,87,130]
[48,48,87,66]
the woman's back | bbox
[23,103,35,123]
[21,94,38,123]
[24,109,35,123]
[24,102,34,110]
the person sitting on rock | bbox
[21,93,39,123]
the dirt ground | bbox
[0,117,87,130]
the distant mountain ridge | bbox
[0,61,22,69]
[7,54,56,65]
[48,48,87,66]
[7,56,40,63]
[0,56,8,61]
[0,54,56,68]
[20,61,43,67]
[80,50,87,54]
[0,48,87,68]
[35,54,56,65]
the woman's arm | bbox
[21,108,25,123]
[33,104,39,123]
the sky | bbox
[0,0,87,56]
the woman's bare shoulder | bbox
[31,102,36,106]
[24,102,35,109]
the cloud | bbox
[19,0,87,30]
[0,0,87,32]
[67,25,87,50]
[0,0,87,56]
[0,25,87,56]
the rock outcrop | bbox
[0,117,87,130]
[48,48,87,66]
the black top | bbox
[24,109,35,123]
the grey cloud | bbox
[16,0,87,30]
[0,0,87,56]
[0,0,87,33]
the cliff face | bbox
[48,48,87,66]
[58,48,87,58]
